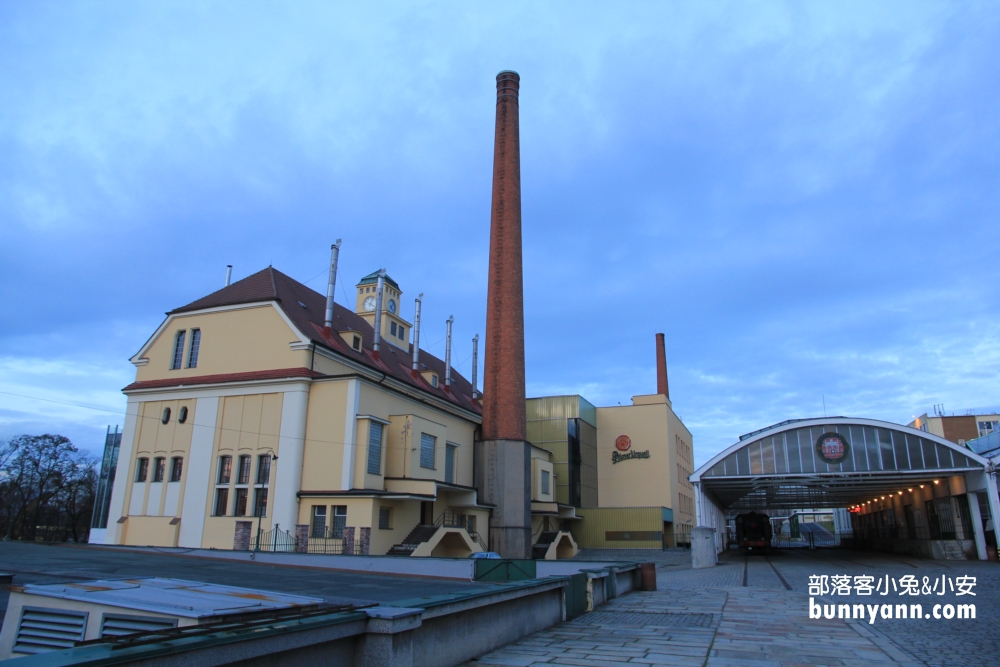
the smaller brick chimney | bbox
[656,333,669,399]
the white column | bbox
[272,387,310,533]
[108,399,140,544]
[177,397,219,548]
[987,469,1000,553]
[967,490,988,561]
[341,379,360,490]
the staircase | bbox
[387,524,439,556]
[938,540,967,560]
[532,531,559,559]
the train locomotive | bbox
[734,511,772,554]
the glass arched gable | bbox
[698,419,982,480]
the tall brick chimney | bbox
[476,70,531,559]
[656,332,669,399]
[481,70,526,442]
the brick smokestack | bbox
[481,71,526,442]
[656,333,669,399]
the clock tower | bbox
[355,270,411,350]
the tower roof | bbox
[357,270,400,290]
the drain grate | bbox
[569,611,714,628]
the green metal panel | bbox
[564,573,588,619]
[474,559,537,582]
[661,507,674,523]
[577,396,597,428]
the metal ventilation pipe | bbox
[225,265,233,287]
[372,269,386,359]
[471,334,480,398]
[324,240,342,333]
[444,315,454,388]
[411,293,423,373]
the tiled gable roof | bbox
[168,267,480,415]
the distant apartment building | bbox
[908,409,1000,446]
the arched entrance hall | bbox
[691,417,1000,560]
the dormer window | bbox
[431,374,438,387]
[352,335,361,351]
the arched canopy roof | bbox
[691,417,988,510]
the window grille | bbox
[153,458,165,482]
[14,607,88,655]
[256,455,271,485]
[253,488,268,517]
[311,506,327,538]
[379,507,391,529]
[170,457,183,482]
[170,331,186,370]
[217,456,232,484]
[367,422,383,475]
[135,458,149,482]
[331,505,347,538]
[100,613,177,638]
[186,329,201,368]
[234,488,248,516]
[445,444,457,483]
[420,433,436,469]
[237,455,251,484]
[213,488,229,516]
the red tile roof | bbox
[124,367,322,391]
[156,267,481,415]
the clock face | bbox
[388,299,397,314]
[363,296,376,312]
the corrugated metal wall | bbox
[571,506,666,549]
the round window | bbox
[161,407,171,424]
[178,406,188,424]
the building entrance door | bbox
[420,501,433,525]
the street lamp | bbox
[253,450,278,553]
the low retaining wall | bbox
[7,579,574,667]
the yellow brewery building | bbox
[93,260,694,556]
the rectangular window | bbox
[153,457,166,482]
[541,470,550,495]
[431,374,438,387]
[256,455,271,485]
[420,433,436,469]
[445,444,457,483]
[367,422,383,475]
[331,505,347,538]
[186,329,201,368]
[169,457,183,482]
[379,507,392,529]
[253,488,268,517]
[217,456,232,484]
[135,458,149,482]
[390,321,397,336]
[234,488,248,516]
[398,326,405,340]
[352,335,361,351]
[170,331,186,370]
[311,506,327,538]
[237,455,251,484]
[213,488,229,516]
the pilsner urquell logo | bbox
[612,434,650,464]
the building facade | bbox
[94,266,513,556]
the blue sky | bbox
[2,2,998,467]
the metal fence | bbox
[306,538,363,555]
[252,526,295,552]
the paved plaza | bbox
[465,548,999,667]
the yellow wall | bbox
[301,382,349,490]
[572,507,666,549]
[595,400,675,508]
[136,305,309,382]
[121,516,180,547]
[199,392,284,548]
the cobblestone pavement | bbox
[465,548,997,666]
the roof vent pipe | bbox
[323,240,342,334]
[372,269,386,360]
[411,293,423,373]
[471,334,480,399]
[444,315,454,388]
[225,265,233,287]
[656,332,669,399]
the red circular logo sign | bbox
[615,435,631,451]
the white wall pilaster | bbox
[341,379,360,490]
[109,399,140,544]
[177,396,219,547]
[271,388,310,533]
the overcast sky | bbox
[2,2,998,467]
